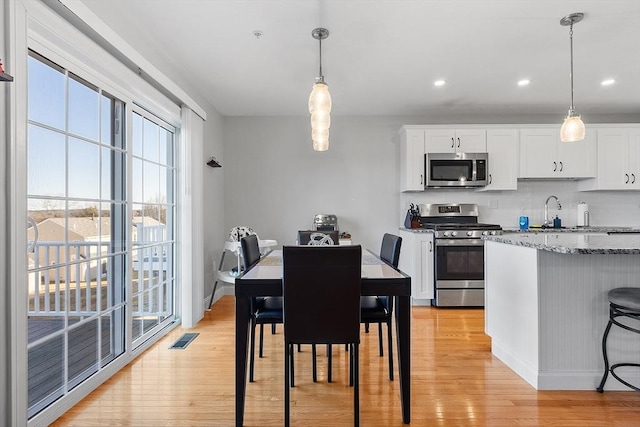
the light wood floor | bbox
[52,296,639,426]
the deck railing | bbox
[28,240,169,318]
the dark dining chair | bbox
[360,233,402,380]
[243,234,284,383]
[297,230,339,246]
[283,245,362,427]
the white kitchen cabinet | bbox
[584,128,640,190]
[519,128,595,179]
[479,129,518,191]
[425,129,486,153]
[398,230,434,303]
[399,127,425,192]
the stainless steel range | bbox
[418,203,502,307]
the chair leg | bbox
[354,343,360,427]
[349,343,354,387]
[207,280,219,310]
[290,343,295,388]
[312,344,317,382]
[285,343,291,427]
[259,324,265,358]
[365,323,370,333]
[249,319,256,382]
[597,317,614,392]
[272,323,277,334]
[386,319,394,381]
[328,344,332,383]
[378,322,384,357]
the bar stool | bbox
[596,287,640,392]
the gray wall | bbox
[223,116,407,251]
[223,114,640,256]
[1,0,9,422]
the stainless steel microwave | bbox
[425,152,489,187]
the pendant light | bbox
[309,28,331,151]
[559,12,585,142]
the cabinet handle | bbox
[489,174,492,184]
[559,161,563,172]
[420,174,423,185]
[429,241,432,252]
[553,162,557,172]
[451,137,454,149]
[457,137,461,148]
[632,173,636,184]
[625,173,630,184]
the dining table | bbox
[234,247,412,426]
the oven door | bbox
[435,239,484,288]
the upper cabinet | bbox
[580,128,640,190]
[519,128,596,179]
[399,127,425,192]
[425,129,486,153]
[479,129,518,191]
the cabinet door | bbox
[455,129,487,153]
[558,129,596,178]
[425,129,456,153]
[596,129,630,189]
[397,231,435,301]
[519,129,558,178]
[629,129,640,189]
[483,129,518,190]
[400,129,425,191]
[416,233,435,300]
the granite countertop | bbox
[502,226,640,233]
[484,233,640,254]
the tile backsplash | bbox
[401,180,640,229]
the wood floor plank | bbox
[52,296,639,426]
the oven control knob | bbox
[467,231,473,236]
[490,231,497,235]
[482,230,489,236]
[451,231,457,237]
[443,231,450,237]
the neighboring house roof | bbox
[36,216,164,240]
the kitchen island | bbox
[483,232,640,390]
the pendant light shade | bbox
[309,28,331,151]
[560,113,585,142]
[559,13,585,142]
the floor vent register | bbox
[169,333,199,349]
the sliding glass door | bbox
[26,50,176,418]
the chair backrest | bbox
[240,234,261,270]
[380,233,402,268]
[297,230,339,246]
[282,245,362,344]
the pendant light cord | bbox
[318,37,324,81]
[569,23,575,111]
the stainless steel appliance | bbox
[418,203,502,307]
[425,152,489,188]
[312,214,338,232]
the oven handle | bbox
[436,239,484,246]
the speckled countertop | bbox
[502,226,640,233]
[484,233,640,254]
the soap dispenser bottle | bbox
[553,215,562,228]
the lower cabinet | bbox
[398,230,434,303]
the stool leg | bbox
[596,316,614,393]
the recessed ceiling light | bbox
[517,79,530,86]
[601,79,616,86]
[434,80,446,87]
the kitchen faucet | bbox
[544,195,562,227]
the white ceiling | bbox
[79,0,640,119]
